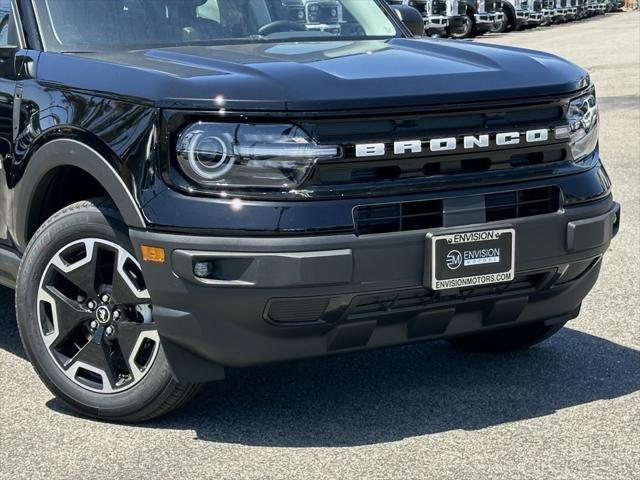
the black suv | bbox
[0,0,619,422]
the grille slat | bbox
[354,186,560,236]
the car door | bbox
[0,0,20,246]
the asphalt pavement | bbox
[1,10,639,480]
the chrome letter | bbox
[463,135,490,149]
[394,140,422,155]
[496,132,520,146]
[356,143,385,157]
[526,129,549,143]
[430,138,457,152]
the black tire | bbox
[514,20,527,31]
[450,12,476,39]
[491,8,515,33]
[16,198,201,422]
[447,320,567,352]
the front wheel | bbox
[16,199,201,422]
[447,320,567,352]
[491,9,514,33]
[450,13,476,39]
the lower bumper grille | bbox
[354,186,560,235]
[349,272,549,319]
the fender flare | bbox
[461,3,478,16]
[14,138,147,249]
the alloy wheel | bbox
[37,238,159,394]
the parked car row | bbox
[386,0,626,38]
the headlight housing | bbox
[556,92,599,162]
[176,123,339,191]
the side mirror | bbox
[390,5,425,37]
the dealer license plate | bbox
[428,228,515,291]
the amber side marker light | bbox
[140,245,166,263]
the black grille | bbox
[267,297,330,325]
[349,272,548,319]
[301,100,570,198]
[354,186,560,235]
[354,199,443,235]
[486,186,561,222]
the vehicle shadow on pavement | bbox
[152,330,640,447]
[2,287,639,447]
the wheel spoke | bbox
[116,321,159,381]
[50,240,100,298]
[39,286,91,348]
[110,251,150,306]
[65,328,119,392]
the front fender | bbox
[14,138,147,249]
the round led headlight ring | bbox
[182,131,235,181]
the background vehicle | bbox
[497,1,545,31]
[553,0,569,22]
[387,0,449,36]
[282,0,344,34]
[563,0,578,21]
[610,0,625,11]
[439,0,503,38]
[539,0,559,25]
[587,0,607,15]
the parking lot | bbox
[1,10,638,480]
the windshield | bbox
[32,0,401,52]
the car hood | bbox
[36,38,589,111]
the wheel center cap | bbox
[96,305,112,324]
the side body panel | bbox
[1,50,160,251]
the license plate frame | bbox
[427,228,516,291]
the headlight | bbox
[176,123,339,191]
[555,92,599,162]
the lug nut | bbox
[105,326,114,336]
[113,310,121,320]
[87,300,96,311]
[101,294,111,303]
[90,320,98,329]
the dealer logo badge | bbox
[446,250,463,270]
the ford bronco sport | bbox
[0,0,619,422]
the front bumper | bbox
[474,12,504,31]
[426,15,449,31]
[131,189,620,382]
[515,10,544,26]
[527,12,545,24]
[565,7,579,17]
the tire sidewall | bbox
[16,202,175,420]
[450,13,475,39]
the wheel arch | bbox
[14,138,147,250]
[461,2,478,16]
